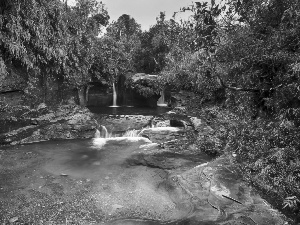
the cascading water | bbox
[123,129,140,137]
[94,129,101,138]
[94,125,109,138]
[157,91,168,107]
[111,83,118,107]
[101,125,109,138]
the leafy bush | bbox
[224,118,300,212]
[125,76,162,98]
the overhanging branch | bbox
[216,74,283,92]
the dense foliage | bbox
[153,0,300,220]
[160,0,300,119]
[0,0,109,103]
[2,0,300,220]
[90,14,142,84]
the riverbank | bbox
[180,91,300,224]
[0,103,97,146]
[0,91,298,224]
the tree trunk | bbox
[78,86,86,106]
[85,85,92,106]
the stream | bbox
[0,107,288,224]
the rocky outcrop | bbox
[0,63,27,106]
[0,104,97,145]
[125,144,288,224]
[139,127,187,144]
[117,72,161,107]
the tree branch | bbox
[216,73,283,92]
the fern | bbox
[283,196,300,210]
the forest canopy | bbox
[1,0,300,118]
[1,0,300,219]
[0,0,109,104]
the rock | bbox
[116,72,161,107]
[30,119,38,125]
[32,129,40,136]
[169,96,178,107]
[67,96,76,105]
[9,217,18,223]
[202,125,214,134]
[172,106,187,115]
[158,156,288,224]
[190,117,203,132]
[1,105,98,145]
[112,204,123,210]
[170,119,187,128]
[37,103,47,111]
[139,127,185,144]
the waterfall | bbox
[94,125,109,138]
[112,83,118,107]
[100,125,109,138]
[157,91,168,107]
[123,129,140,137]
[95,129,101,138]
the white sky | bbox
[67,0,196,31]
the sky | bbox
[67,0,195,31]
[101,0,195,30]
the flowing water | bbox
[0,107,288,224]
[0,135,287,225]
[42,137,153,180]
[111,83,119,107]
[157,91,168,107]
[0,136,211,224]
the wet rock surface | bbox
[0,90,291,224]
[0,138,288,225]
[96,114,153,135]
[0,104,97,145]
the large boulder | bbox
[0,105,97,145]
[126,145,288,224]
[117,72,161,107]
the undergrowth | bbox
[192,105,300,222]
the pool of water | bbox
[41,137,154,180]
[88,106,171,115]
[0,136,287,225]
[1,137,210,224]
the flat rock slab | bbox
[139,127,187,144]
[98,115,153,134]
[0,139,288,225]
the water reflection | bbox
[88,106,171,115]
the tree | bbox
[160,0,300,117]
[136,12,192,74]
[0,0,109,105]
[91,14,141,85]
[106,14,141,40]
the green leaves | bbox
[0,0,109,89]
[283,196,300,210]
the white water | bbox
[123,129,140,137]
[95,129,101,138]
[94,125,109,138]
[157,91,168,107]
[94,125,181,142]
[110,83,119,107]
[95,126,142,139]
[144,127,180,132]
[101,125,109,138]
[92,136,151,150]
